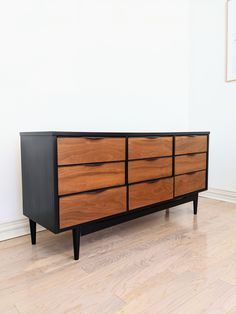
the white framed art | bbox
[226,0,236,82]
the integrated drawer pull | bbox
[145,157,160,161]
[86,162,105,167]
[147,178,161,184]
[85,137,105,140]
[86,189,106,194]
[145,136,160,139]
[186,172,197,176]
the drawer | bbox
[175,135,207,155]
[175,170,206,197]
[129,177,173,210]
[57,137,125,165]
[59,186,126,228]
[128,137,172,160]
[128,157,172,184]
[58,162,125,196]
[175,153,207,175]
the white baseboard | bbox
[201,188,236,204]
[0,218,45,242]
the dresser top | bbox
[20,131,210,137]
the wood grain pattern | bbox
[175,153,207,175]
[129,178,173,210]
[175,170,206,197]
[57,137,125,165]
[3,198,236,314]
[128,137,173,160]
[175,135,207,155]
[58,162,125,195]
[128,157,172,184]
[59,186,126,228]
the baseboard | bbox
[201,188,236,204]
[0,218,45,242]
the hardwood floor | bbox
[1,197,236,313]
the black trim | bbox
[206,134,210,190]
[54,136,60,231]
[125,136,129,211]
[20,131,210,137]
[21,135,59,233]
[173,135,175,196]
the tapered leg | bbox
[72,227,80,260]
[193,195,198,215]
[29,219,36,245]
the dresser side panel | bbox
[20,135,58,233]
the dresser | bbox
[20,132,210,260]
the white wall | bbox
[189,0,236,192]
[0,0,189,224]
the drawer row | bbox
[57,135,208,165]
[57,135,208,229]
[60,171,206,228]
[58,153,207,196]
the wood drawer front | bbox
[58,162,125,196]
[129,178,173,210]
[128,157,172,184]
[175,153,207,175]
[175,170,206,197]
[57,137,125,165]
[59,187,126,228]
[128,137,173,160]
[175,135,207,155]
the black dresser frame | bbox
[20,131,210,260]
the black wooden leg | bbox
[193,195,198,215]
[72,227,80,260]
[29,219,36,245]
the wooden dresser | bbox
[20,131,209,260]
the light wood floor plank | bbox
[1,197,236,313]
